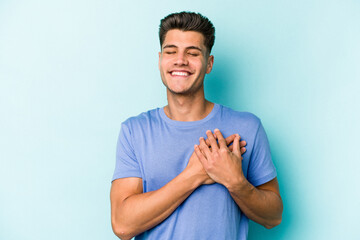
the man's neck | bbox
[164,90,214,122]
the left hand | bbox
[194,129,246,188]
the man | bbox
[110,12,283,240]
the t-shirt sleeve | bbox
[247,121,277,186]
[112,122,142,182]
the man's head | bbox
[159,12,215,55]
[158,12,215,96]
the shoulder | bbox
[121,108,161,132]
[219,104,261,128]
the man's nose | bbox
[174,53,188,65]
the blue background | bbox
[1,1,359,239]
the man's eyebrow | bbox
[162,45,203,52]
[186,46,203,51]
[163,44,178,49]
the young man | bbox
[111,12,283,240]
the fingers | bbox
[232,134,241,156]
[205,138,210,146]
[214,129,227,149]
[225,134,236,146]
[240,140,247,155]
[229,138,246,151]
[241,147,246,155]
[206,130,218,151]
[229,144,246,155]
[199,137,212,158]
[194,145,208,168]
[202,132,247,155]
[205,134,244,148]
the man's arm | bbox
[227,177,283,229]
[111,134,242,240]
[110,151,211,240]
[194,129,283,229]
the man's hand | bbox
[186,151,215,185]
[195,129,283,229]
[187,133,246,185]
[205,135,247,155]
[194,129,246,189]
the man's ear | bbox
[206,55,214,74]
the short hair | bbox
[159,11,215,54]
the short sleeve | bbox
[112,122,142,182]
[247,122,277,186]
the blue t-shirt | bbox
[112,103,277,240]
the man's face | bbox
[159,29,214,96]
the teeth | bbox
[171,71,189,76]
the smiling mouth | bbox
[170,71,191,77]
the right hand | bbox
[186,151,215,185]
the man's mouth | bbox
[170,71,191,77]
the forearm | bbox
[227,178,283,229]
[112,170,202,239]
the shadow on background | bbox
[205,54,293,240]
[204,53,245,109]
[248,144,294,240]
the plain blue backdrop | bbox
[1,1,359,239]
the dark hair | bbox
[159,11,215,54]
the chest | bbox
[133,124,252,192]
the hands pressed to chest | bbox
[191,129,247,189]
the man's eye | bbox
[188,52,199,56]
[165,51,176,54]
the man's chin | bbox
[166,86,203,97]
[166,87,189,95]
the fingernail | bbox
[214,128,219,132]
